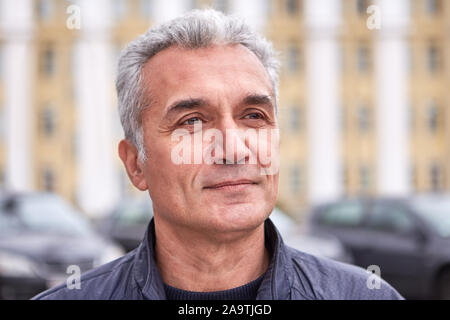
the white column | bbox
[228,0,268,33]
[305,0,342,205]
[374,0,411,195]
[0,0,34,191]
[152,0,191,24]
[74,0,119,217]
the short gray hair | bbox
[116,9,280,161]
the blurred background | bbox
[0,0,449,299]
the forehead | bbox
[141,44,273,108]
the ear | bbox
[118,139,148,191]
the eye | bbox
[182,117,203,125]
[244,112,264,120]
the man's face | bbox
[125,44,279,236]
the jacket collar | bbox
[133,218,291,300]
[132,218,166,299]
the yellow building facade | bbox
[409,0,449,193]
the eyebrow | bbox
[164,93,275,119]
[242,94,274,109]
[165,98,207,117]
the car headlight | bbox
[94,244,125,267]
[0,251,38,277]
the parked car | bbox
[0,192,125,300]
[306,195,450,299]
[96,197,154,252]
[270,208,353,264]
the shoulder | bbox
[32,250,139,300]
[282,245,404,300]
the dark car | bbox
[97,197,154,252]
[306,195,450,299]
[270,208,353,264]
[0,192,124,300]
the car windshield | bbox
[0,194,93,236]
[411,197,450,237]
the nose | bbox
[217,115,252,165]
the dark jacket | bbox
[33,218,404,300]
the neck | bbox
[154,216,269,292]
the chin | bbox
[201,202,272,234]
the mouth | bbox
[203,179,257,191]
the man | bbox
[34,9,403,300]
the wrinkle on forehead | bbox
[141,44,273,105]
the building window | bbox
[113,0,127,21]
[340,105,347,133]
[359,165,370,192]
[356,0,369,16]
[289,165,302,194]
[41,45,55,77]
[140,0,152,19]
[287,45,301,74]
[0,104,4,141]
[430,163,442,192]
[411,165,417,190]
[426,44,441,74]
[341,164,349,193]
[72,134,78,160]
[339,45,346,73]
[407,45,414,75]
[286,0,300,15]
[288,105,302,132]
[36,0,54,21]
[425,0,442,15]
[357,45,370,74]
[0,46,3,79]
[409,104,415,131]
[42,168,55,192]
[212,0,228,13]
[41,106,56,137]
[357,104,371,133]
[426,101,439,133]
[189,0,197,10]
[0,168,4,188]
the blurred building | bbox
[267,0,450,217]
[0,0,448,219]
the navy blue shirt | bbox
[33,218,404,300]
[164,273,265,300]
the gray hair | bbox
[116,9,280,161]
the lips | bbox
[204,179,256,190]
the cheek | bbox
[271,174,279,196]
[143,139,176,189]
[264,173,278,193]
[144,142,199,201]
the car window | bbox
[116,200,153,225]
[318,201,365,227]
[367,203,414,234]
[411,197,450,237]
[16,195,92,236]
[0,210,21,234]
